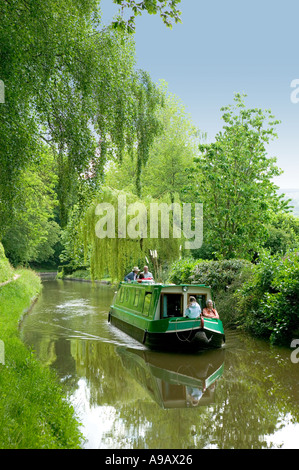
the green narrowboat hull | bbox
[109,282,225,352]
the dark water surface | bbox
[21,279,299,449]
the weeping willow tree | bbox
[74,187,184,281]
[0,1,164,234]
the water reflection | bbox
[21,280,299,449]
[117,348,225,408]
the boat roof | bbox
[119,281,211,289]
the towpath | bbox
[0,274,20,288]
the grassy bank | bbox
[0,262,83,448]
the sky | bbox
[100,0,299,190]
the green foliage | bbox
[64,186,183,281]
[191,93,291,260]
[0,0,164,229]
[0,0,95,228]
[59,204,88,268]
[168,257,253,292]
[1,147,60,266]
[282,189,299,217]
[191,259,253,292]
[0,269,83,448]
[33,221,62,265]
[0,242,13,283]
[111,0,182,33]
[167,257,254,327]
[263,212,299,255]
[236,250,299,344]
[105,81,200,200]
[64,268,92,280]
[167,252,299,340]
[140,82,202,202]
[167,258,199,284]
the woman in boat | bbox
[202,300,219,319]
[185,296,201,319]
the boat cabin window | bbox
[161,294,183,318]
[187,294,207,310]
[118,287,124,303]
[134,289,140,307]
[143,292,152,316]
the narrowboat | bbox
[109,282,225,351]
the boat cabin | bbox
[110,281,225,350]
[114,282,213,321]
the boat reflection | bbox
[117,347,225,409]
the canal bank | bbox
[0,244,83,449]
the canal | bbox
[21,279,299,449]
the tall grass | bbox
[0,269,83,448]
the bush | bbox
[167,258,254,327]
[263,212,299,255]
[167,258,200,285]
[168,258,252,291]
[236,250,299,344]
[190,259,253,292]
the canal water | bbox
[21,279,299,449]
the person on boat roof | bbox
[185,296,201,319]
[137,271,155,283]
[124,266,140,282]
[202,299,219,319]
[143,265,153,280]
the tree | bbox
[1,147,60,266]
[263,212,299,255]
[63,186,183,281]
[193,93,290,260]
[141,82,203,202]
[0,0,164,233]
[111,0,182,33]
[105,82,202,200]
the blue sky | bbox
[101,0,299,190]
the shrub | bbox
[236,250,299,344]
[167,258,200,285]
[167,258,254,327]
[190,259,253,292]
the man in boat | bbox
[124,266,140,282]
[143,265,153,280]
[202,300,219,319]
[184,296,201,319]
